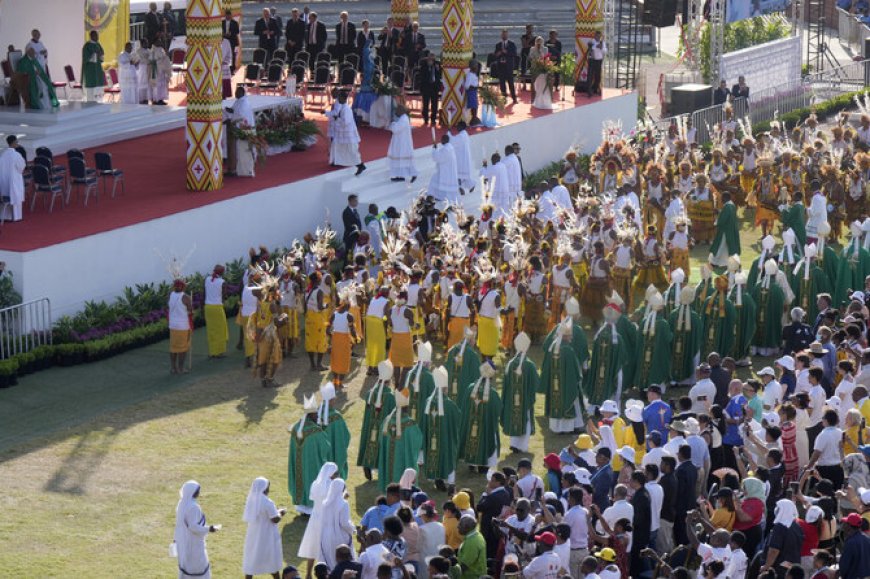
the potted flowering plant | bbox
[228,122,268,164]
[529,54,558,92]
[256,107,321,154]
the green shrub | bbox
[0,358,19,376]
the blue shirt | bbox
[780,371,796,397]
[723,394,747,446]
[643,400,673,445]
[360,502,401,532]
[840,531,870,579]
[590,464,613,511]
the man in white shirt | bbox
[598,485,633,550]
[641,431,672,477]
[224,85,257,176]
[429,135,459,202]
[757,366,783,411]
[515,458,545,500]
[663,420,689,455]
[688,363,716,414]
[806,409,845,488]
[585,31,606,96]
[25,29,48,71]
[327,90,366,175]
[523,531,562,579]
[806,367,827,447]
[359,529,390,579]
[725,532,748,579]
[563,487,589,577]
[688,517,733,571]
[643,464,663,550]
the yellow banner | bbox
[84,0,130,68]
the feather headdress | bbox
[157,246,196,283]
[854,91,870,116]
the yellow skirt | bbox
[279,307,299,340]
[477,316,500,357]
[670,248,690,275]
[365,316,387,367]
[572,261,588,289]
[204,304,228,356]
[305,310,328,354]
[331,332,353,375]
[389,331,415,368]
[500,311,517,350]
[411,306,425,338]
[169,329,191,354]
[256,333,283,367]
[238,315,256,357]
[350,306,363,338]
[739,171,756,206]
[446,317,470,350]
[687,200,716,242]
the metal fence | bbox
[0,299,52,359]
[804,58,870,100]
[838,8,869,55]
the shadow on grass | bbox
[43,427,120,495]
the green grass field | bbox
[0,211,772,576]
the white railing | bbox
[804,58,870,99]
[0,298,52,359]
[837,8,869,54]
[745,80,815,124]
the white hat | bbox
[775,355,795,372]
[805,243,818,259]
[734,271,748,285]
[680,286,696,305]
[685,417,701,435]
[827,396,841,410]
[560,316,574,337]
[851,220,864,238]
[762,412,780,427]
[608,291,625,307]
[764,259,778,276]
[645,284,658,299]
[761,235,776,250]
[378,359,394,380]
[566,296,581,316]
[303,393,320,413]
[727,255,741,272]
[618,446,636,464]
[670,268,685,284]
[574,467,592,485]
[417,341,433,363]
[757,366,776,377]
[479,361,496,379]
[320,383,336,402]
[600,400,619,415]
[852,291,866,302]
[805,505,824,523]
[625,400,643,423]
[860,487,870,505]
[782,228,795,245]
[648,292,664,310]
[432,365,448,389]
[514,332,531,353]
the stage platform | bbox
[0,89,637,318]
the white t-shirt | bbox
[689,378,716,413]
[762,380,783,410]
[522,550,562,579]
[641,447,673,477]
[697,543,732,568]
[807,385,827,426]
[835,378,857,418]
[645,482,663,532]
[599,500,633,550]
[725,547,748,579]
[563,505,589,549]
[553,542,570,575]
[813,425,843,466]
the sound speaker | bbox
[643,0,678,28]
[670,83,712,115]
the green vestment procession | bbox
[542,322,589,367]
[780,203,807,247]
[710,201,741,257]
[321,408,352,480]
[288,415,332,508]
[834,240,870,309]
[752,279,786,349]
[357,380,396,469]
[421,387,461,481]
[458,376,502,466]
[584,321,628,405]
[445,339,481,404]
[501,354,539,437]
[668,303,703,383]
[15,55,58,109]
[728,284,758,361]
[794,260,831,323]
[539,340,583,421]
[701,285,737,358]
[81,40,105,88]
[404,363,436,425]
[377,410,423,492]
[635,310,673,391]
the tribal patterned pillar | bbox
[391,0,420,28]
[222,0,242,69]
[574,0,604,86]
[186,0,223,191]
[441,0,473,128]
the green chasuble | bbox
[794,263,832,323]
[404,363,436,425]
[701,291,737,358]
[377,411,424,492]
[543,322,589,367]
[616,315,639,388]
[322,408,352,480]
[445,340,481,404]
[81,41,106,88]
[539,341,583,421]
[751,280,785,348]
[710,201,741,257]
[663,284,681,318]
[288,416,332,508]
[668,306,703,383]
[834,242,870,309]
[635,312,673,391]
[421,391,462,480]
[458,378,503,466]
[728,286,757,361]
[357,380,396,469]
[583,322,628,405]
[781,203,807,247]
[693,279,716,316]
[819,245,840,291]
[15,56,58,110]
[501,355,540,436]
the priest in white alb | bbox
[224,86,256,177]
[502,144,523,198]
[118,42,139,104]
[387,104,417,182]
[428,133,459,202]
[452,120,475,193]
[480,152,511,216]
[149,44,172,105]
[0,136,26,222]
[327,90,367,175]
[135,40,152,104]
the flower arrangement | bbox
[229,121,269,163]
[254,106,321,153]
[529,54,558,92]
[479,84,506,113]
[372,75,402,97]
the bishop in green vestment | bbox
[780,197,807,247]
[709,194,740,267]
[421,366,461,489]
[81,31,105,101]
[445,331,481,404]
[751,259,787,355]
[539,319,583,433]
[584,303,629,407]
[794,244,832,324]
[542,297,589,367]
[668,286,703,384]
[833,224,870,309]
[459,362,503,470]
[746,235,777,291]
[404,341,436,425]
[662,268,686,318]
[15,49,58,110]
[358,361,396,478]
[377,389,424,492]
[318,384,351,479]
[501,332,539,452]
[729,273,758,365]
[288,397,332,514]
[701,276,737,359]
[635,292,673,391]
[694,266,716,316]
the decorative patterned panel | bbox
[441,0,473,127]
[391,0,419,28]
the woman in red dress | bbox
[779,403,800,485]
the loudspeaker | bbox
[670,83,712,115]
[643,0,678,27]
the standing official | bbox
[494,29,518,105]
[586,31,606,97]
[254,8,280,63]
[285,9,306,63]
[221,9,240,73]
[404,22,426,71]
[305,12,328,66]
[419,51,441,127]
[334,11,357,62]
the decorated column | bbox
[573,0,604,89]
[186,0,223,191]
[441,0,474,128]
[391,0,420,28]
[222,0,242,70]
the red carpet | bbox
[0,88,611,252]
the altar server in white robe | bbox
[502,145,523,197]
[149,44,172,105]
[481,152,511,216]
[429,134,459,202]
[0,136,26,222]
[452,121,475,192]
[118,42,139,104]
[135,41,153,104]
[174,481,219,579]
[387,105,417,182]
[220,37,234,99]
[319,478,356,568]
[25,30,48,71]
[327,90,367,175]
[242,477,285,578]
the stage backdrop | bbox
[719,35,800,96]
[84,0,130,68]
[726,0,792,23]
[0,0,84,82]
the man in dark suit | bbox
[377,18,401,68]
[342,194,362,252]
[419,51,441,126]
[221,9,240,72]
[334,11,357,62]
[476,473,513,564]
[673,445,697,546]
[305,11,328,66]
[629,471,652,578]
[494,29,518,104]
[269,7,283,47]
[545,29,562,90]
[713,79,730,105]
[356,19,376,55]
[144,2,162,48]
[731,75,750,99]
[253,8,280,63]
[284,8,306,63]
[404,21,426,71]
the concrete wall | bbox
[0,0,84,86]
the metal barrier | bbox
[744,81,815,125]
[837,8,869,54]
[0,298,52,359]
[130,22,145,44]
[805,58,870,99]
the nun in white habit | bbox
[242,477,285,578]
[174,480,217,579]
[318,478,356,568]
[298,462,339,561]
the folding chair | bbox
[252,48,267,67]
[344,53,360,70]
[94,152,125,198]
[259,63,285,94]
[31,165,65,213]
[35,147,67,185]
[103,69,121,102]
[69,157,99,206]
[306,64,331,106]
[169,48,187,87]
[63,65,83,100]
[242,63,261,92]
